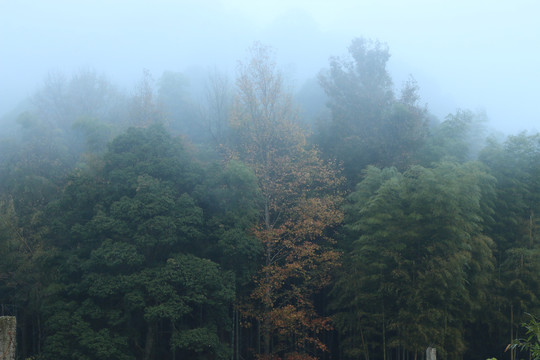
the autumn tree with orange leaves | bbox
[229,43,344,360]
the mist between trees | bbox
[0,39,539,360]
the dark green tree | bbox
[40,125,235,360]
[0,109,77,358]
[332,162,496,360]
[477,132,540,360]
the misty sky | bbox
[1,0,539,134]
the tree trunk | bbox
[510,305,514,360]
[360,324,369,360]
[257,319,261,355]
[264,198,270,229]
[231,306,235,360]
[529,210,534,249]
[382,305,386,360]
[264,316,271,356]
[144,321,156,360]
[236,307,240,360]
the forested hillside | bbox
[1,39,539,360]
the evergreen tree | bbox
[332,162,496,360]
[40,125,235,360]
[477,133,540,360]
[317,38,429,185]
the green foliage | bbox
[36,125,235,360]
[171,327,230,360]
[508,313,540,360]
[199,160,263,285]
[332,162,496,360]
[43,301,133,360]
[317,38,429,185]
[1,44,540,360]
[418,109,488,165]
[72,116,115,154]
[472,133,540,358]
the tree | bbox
[33,69,126,133]
[199,69,233,148]
[0,196,50,358]
[128,69,163,128]
[40,125,235,360]
[200,159,263,285]
[157,71,201,139]
[418,109,488,165]
[229,43,344,359]
[478,133,540,360]
[509,313,540,360]
[332,162,496,360]
[0,104,86,358]
[317,38,428,185]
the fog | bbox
[1,0,539,134]
[2,3,540,360]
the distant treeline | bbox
[0,39,539,360]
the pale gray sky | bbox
[1,0,539,133]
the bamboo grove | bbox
[0,39,539,360]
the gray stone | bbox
[426,347,436,360]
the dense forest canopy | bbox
[0,39,539,360]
